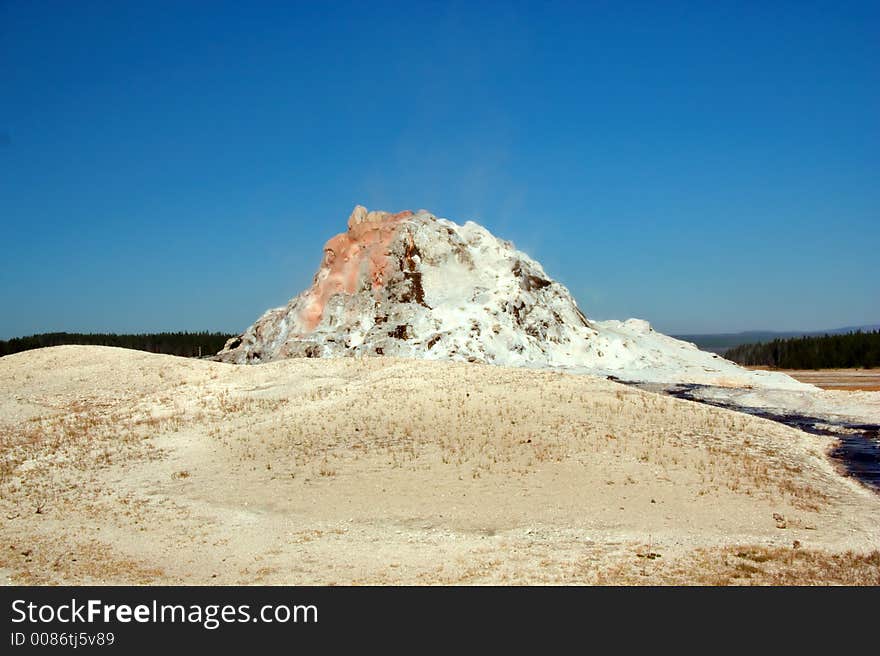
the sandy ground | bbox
[1,346,878,585]
[762,369,880,392]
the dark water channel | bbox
[614,379,880,493]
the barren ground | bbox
[1,346,878,585]
[755,368,880,392]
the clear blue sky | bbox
[1,1,878,339]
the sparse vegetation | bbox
[1,348,876,585]
[680,546,880,586]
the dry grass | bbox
[749,367,880,392]
[193,368,834,510]
[585,543,880,585]
[1,346,878,585]
[675,545,880,585]
[0,534,166,585]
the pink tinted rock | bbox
[299,206,412,331]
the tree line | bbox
[724,330,880,369]
[0,332,235,359]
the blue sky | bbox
[1,1,878,339]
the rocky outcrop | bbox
[215,205,809,388]
[217,205,595,366]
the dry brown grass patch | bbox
[684,545,880,585]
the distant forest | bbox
[0,332,235,359]
[725,331,880,369]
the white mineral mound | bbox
[217,205,806,390]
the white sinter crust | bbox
[216,206,808,390]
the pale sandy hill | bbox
[1,345,878,585]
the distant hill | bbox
[675,325,880,354]
[0,332,235,359]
